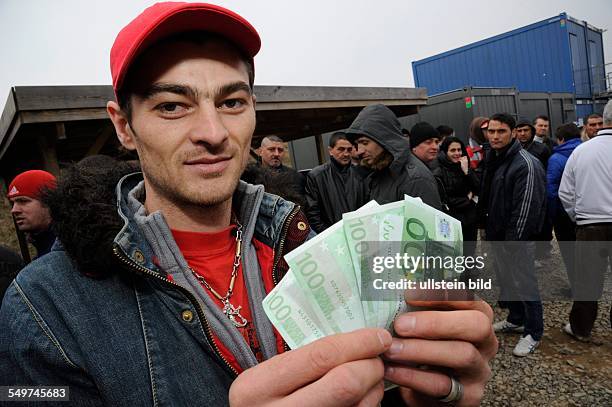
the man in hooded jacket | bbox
[345,104,443,209]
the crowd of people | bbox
[284,108,610,358]
[241,106,611,359]
[0,1,609,405]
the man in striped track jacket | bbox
[480,113,547,357]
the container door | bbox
[588,36,605,95]
[568,27,591,98]
[550,99,564,134]
[519,99,548,123]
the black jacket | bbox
[30,228,56,258]
[0,245,23,305]
[522,139,551,169]
[305,157,367,232]
[241,163,307,208]
[345,105,442,209]
[480,139,546,241]
[433,155,480,226]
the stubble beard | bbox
[134,138,246,211]
[361,150,394,171]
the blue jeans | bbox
[494,241,544,340]
[507,300,544,340]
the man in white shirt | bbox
[559,100,612,340]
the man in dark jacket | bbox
[410,122,449,208]
[256,135,306,197]
[515,119,550,169]
[0,3,496,406]
[410,122,442,167]
[515,119,553,261]
[345,104,443,209]
[534,115,554,152]
[482,113,546,357]
[305,132,367,232]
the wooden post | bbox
[55,122,67,140]
[314,134,325,165]
[85,125,114,157]
[36,134,60,176]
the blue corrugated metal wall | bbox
[413,13,604,99]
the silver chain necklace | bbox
[189,221,248,328]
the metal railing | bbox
[572,62,612,97]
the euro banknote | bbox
[264,196,464,351]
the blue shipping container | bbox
[412,13,606,98]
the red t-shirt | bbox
[172,225,284,373]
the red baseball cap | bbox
[7,170,56,200]
[110,2,261,94]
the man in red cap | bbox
[0,3,495,406]
[6,170,56,257]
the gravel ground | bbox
[481,241,612,406]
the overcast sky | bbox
[1,0,611,112]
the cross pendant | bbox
[223,301,248,328]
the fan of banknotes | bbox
[263,195,464,350]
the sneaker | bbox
[493,320,525,333]
[513,334,540,357]
[563,323,590,342]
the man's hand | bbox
[383,299,498,406]
[229,328,392,407]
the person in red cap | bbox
[6,169,56,257]
[0,3,496,406]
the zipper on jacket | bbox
[270,205,302,353]
[271,205,301,286]
[112,245,239,377]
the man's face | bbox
[534,118,549,137]
[487,120,514,150]
[10,196,52,233]
[355,136,385,167]
[259,141,285,168]
[515,125,534,144]
[412,138,440,163]
[328,139,353,166]
[110,40,256,209]
[585,117,603,137]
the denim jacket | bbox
[0,173,311,406]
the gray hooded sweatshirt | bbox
[346,104,443,209]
